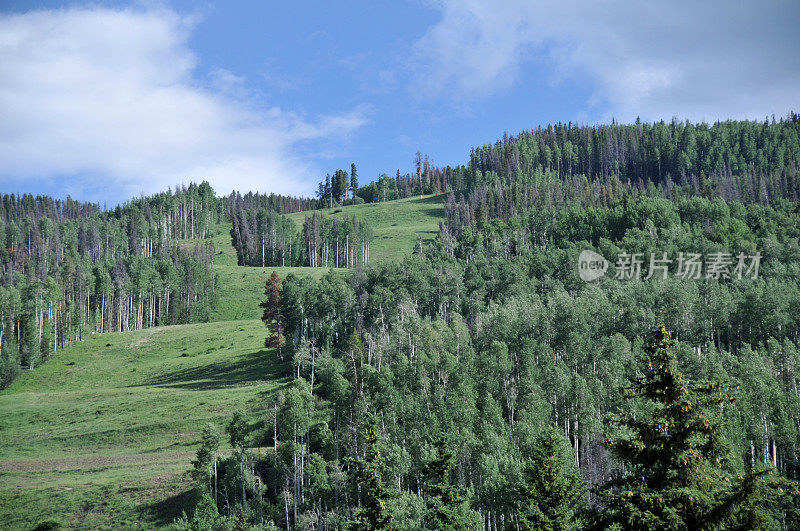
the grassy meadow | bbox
[0,319,288,529]
[285,194,445,263]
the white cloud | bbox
[413,0,800,121]
[0,7,367,201]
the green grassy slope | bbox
[0,320,288,529]
[285,194,445,263]
[196,223,341,321]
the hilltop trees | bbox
[230,206,373,269]
[350,163,359,199]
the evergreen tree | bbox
[350,163,359,199]
[516,428,586,531]
[324,174,332,207]
[424,433,480,530]
[351,415,393,530]
[596,325,794,530]
[260,271,285,358]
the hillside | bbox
[209,194,444,321]
[0,194,446,528]
[0,319,287,529]
[284,194,444,263]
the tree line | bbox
[467,114,800,199]
[0,183,220,388]
[230,205,373,269]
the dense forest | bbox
[190,193,800,529]
[171,115,800,529]
[315,113,800,209]
[3,115,800,528]
[0,183,220,387]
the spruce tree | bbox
[596,325,794,530]
[350,163,359,199]
[516,428,586,530]
[424,433,480,530]
[352,415,393,530]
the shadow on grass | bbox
[134,349,291,390]
[137,488,194,527]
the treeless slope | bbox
[0,319,288,529]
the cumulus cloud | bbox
[0,7,367,201]
[413,0,800,121]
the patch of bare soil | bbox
[0,451,194,473]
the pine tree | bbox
[260,271,284,358]
[350,163,359,199]
[516,428,586,530]
[324,174,332,207]
[424,433,480,530]
[596,325,794,530]
[351,415,393,530]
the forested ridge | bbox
[174,116,800,529]
[2,114,800,529]
[0,183,220,387]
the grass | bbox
[0,319,289,529]
[212,264,338,321]
[285,194,445,263]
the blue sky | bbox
[1,1,798,204]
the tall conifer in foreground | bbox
[516,428,586,530]
[596,325,795,530]
[261,271,284,358]
[351,415,393,530]
[424,433,481,530]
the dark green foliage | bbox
[596,325,796,529]
[424,434,480,530]
[351,415,393,530]
[516,429,586,530]
[350,163,359,199]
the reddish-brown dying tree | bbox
[260,271,285,358]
